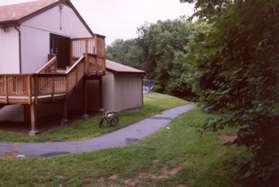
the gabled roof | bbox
[0,0,94,36]
[0,0,58,24]
[106,59,145,75]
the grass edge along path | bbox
[0,108,250,187]
[0,93,187,143]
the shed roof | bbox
[0,0,94,35]
[106,60,145,75]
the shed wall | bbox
[102,72,143,112]
[114,74,143,112]
[102,72,115,111]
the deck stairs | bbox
[0,36,106,105]
[0,35,106,133]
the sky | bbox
[0,0,194,45]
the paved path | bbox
[0,103,195,157]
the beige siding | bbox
[102,72,143,112]
[102,72,115,111]
[20,26,50,73]
[0,28,20,74]
[20,4,92,73]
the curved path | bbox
[0,103,196,157]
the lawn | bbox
[0,93,187,142]
[0,109,250,186]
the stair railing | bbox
[0,34,106,104]
[36,56,57,74]
[0,56,85,104]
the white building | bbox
[0,0,144,134]
[0,0,93,74]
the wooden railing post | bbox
[51,77,55,99]
[94,35,98,55]
[62,75,69,125]
[70,41,73,66]
[34,75,38,104]
[28,75,32,104]
[75,64,79,85]
[65,76,69,93]
[4,75,8,104]
[85,39,89,74]
[83,78,88,118]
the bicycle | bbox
[99,112,119,128]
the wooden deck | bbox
[0,35,106,105]
[0,35,106,134]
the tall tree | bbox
[107,19,207,98]
[181,0,279,185]
[138,20,194,92]
[107,39,145,69]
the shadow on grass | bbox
[0,93,187,143]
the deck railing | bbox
[36,56,57,74]
[0,57,85,104]
[71,35,106,59]
[88,54,106,75]
[0,74,32,104]
[0,34,106,104]
[71,35,106,74]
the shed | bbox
[102,60,145,112]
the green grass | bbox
[0,93,187,142]
[0,108,250,186]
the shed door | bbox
[50,34,71,69]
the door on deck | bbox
[50,34,71,69]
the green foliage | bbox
[107,19,208,99]
[182,0,279,185]
[107,39,145,69]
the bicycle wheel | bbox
[99,118,106,128]
[110,116,119,127]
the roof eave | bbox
[0,0,63,28]
[0,0,94,36]
[95,33,106,38]
[0,20,18,27]
[106,68,145,75]
[18,0,63,25]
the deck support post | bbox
[99,77,103,110]
[29,103,39,136]
[82,78,89,119]
[62,95,69,125]
[24,105,30,125]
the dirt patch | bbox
[106,162,187,186]
[152,159,160,164]
[108,175,119,180]
[96,177,105,183]
[139,162,186,180]
[124,179,139,187]
[218,134,237,144]
[177,184,188,187]
[0,152,20,160]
